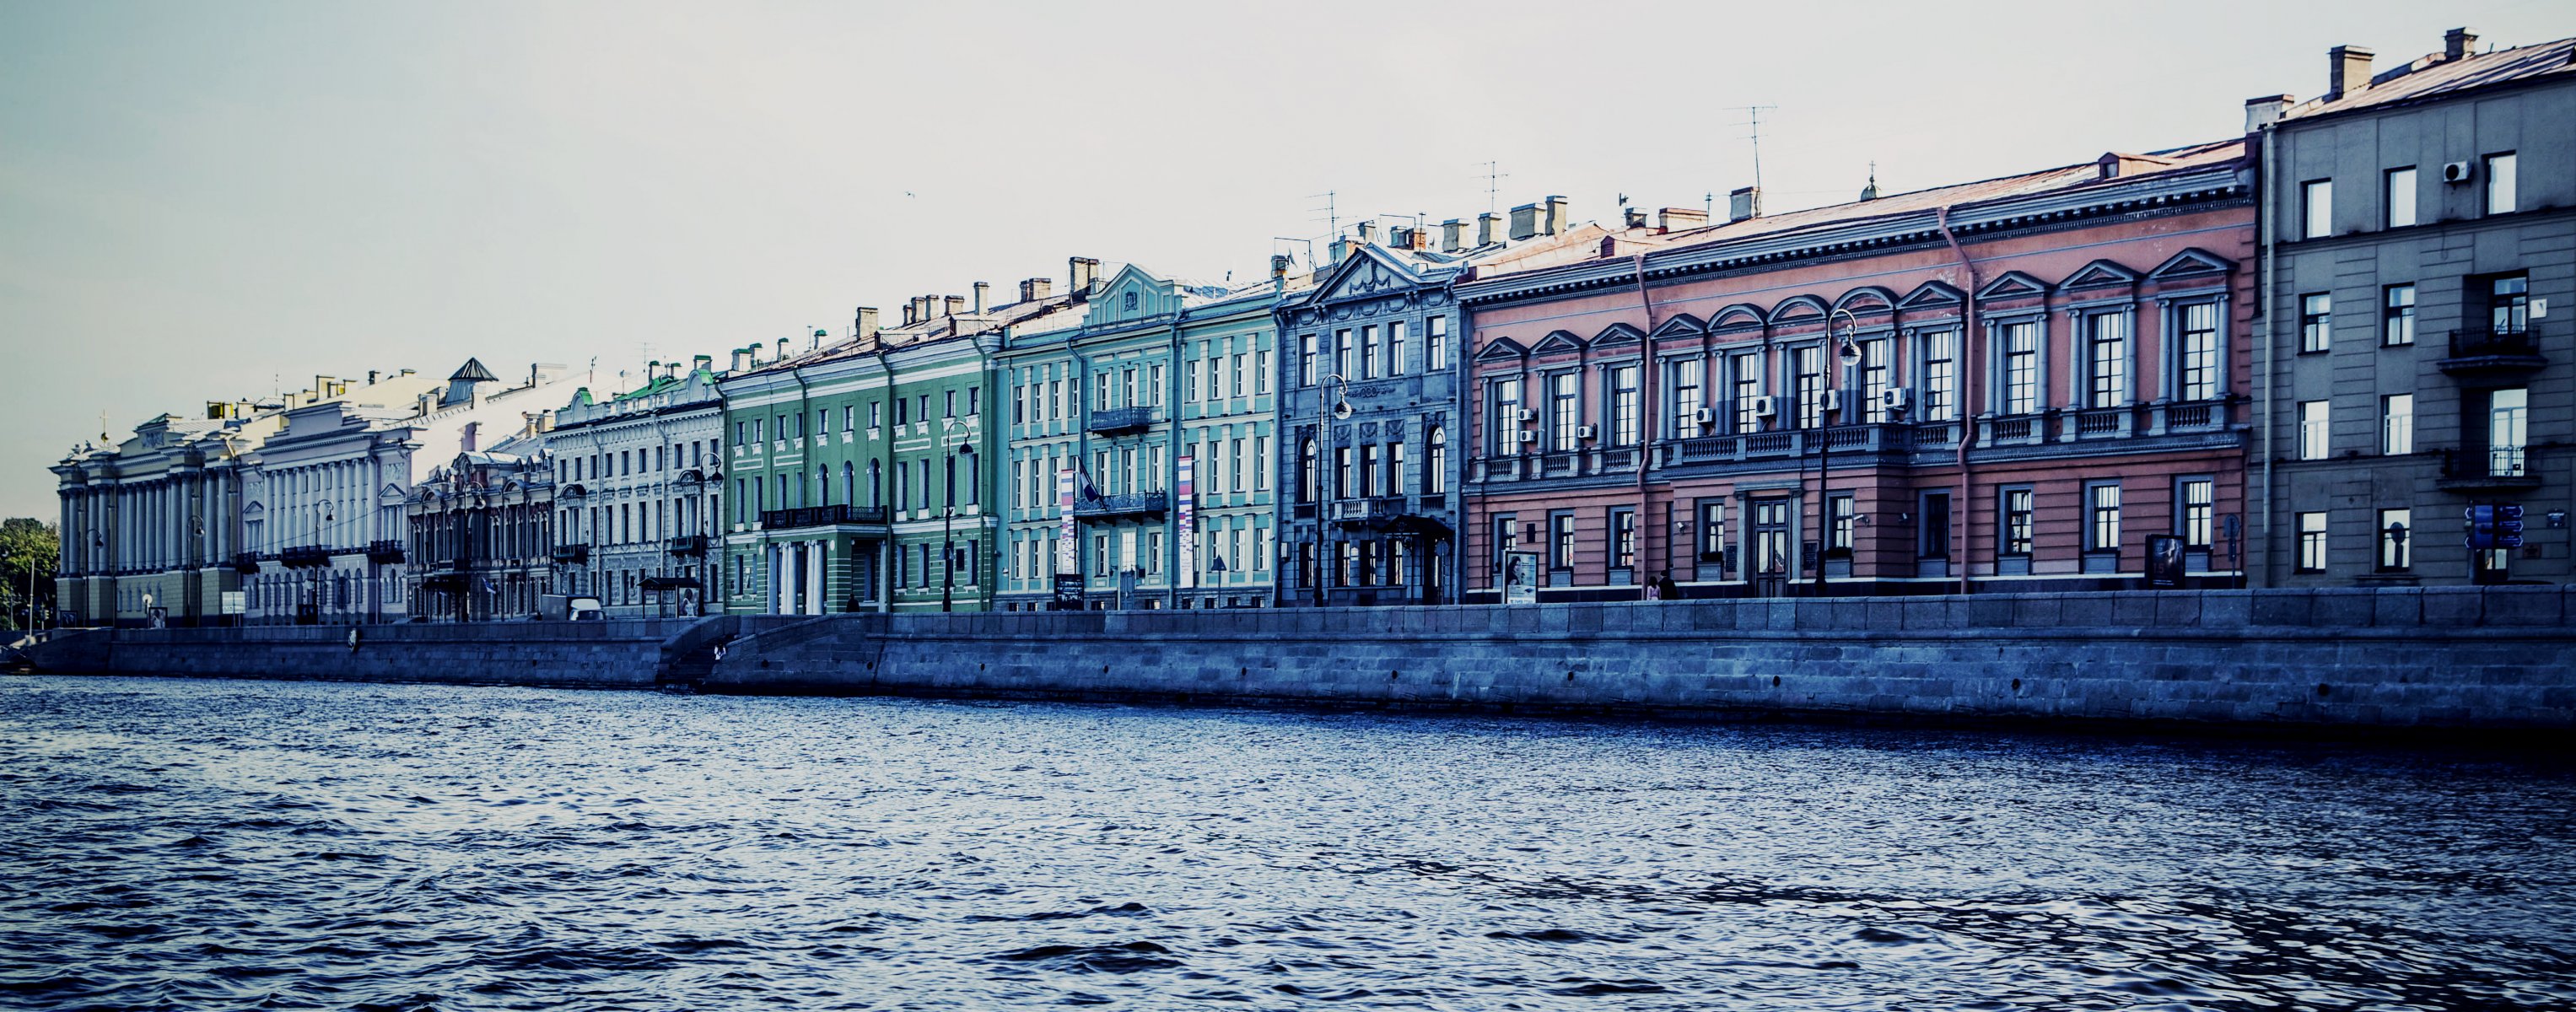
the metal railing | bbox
[1074,491,1169,518]
[760,504,891,529]
[1086,406,1156,433]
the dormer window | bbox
[1123,291,1139,311]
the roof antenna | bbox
[1479,160,1509,214]
[1308,190,1339,235]
[1732,105,1779,196]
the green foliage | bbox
[0,518,57,630]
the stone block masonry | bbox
[23,588,2576,734]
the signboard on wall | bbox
[1504,551,1540,605]
[1056,468,1077,577]
[2146,535,2185,588]
[1176,454,1196,589]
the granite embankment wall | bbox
[22,587,2576,731]
[706,587,2576,731]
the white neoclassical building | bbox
[547,356,729,617]
[240,358,582,624]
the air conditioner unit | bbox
[1517,430,1540,445]
[1751,395,1778,417]
[1576,424,1598,440]
[1516,407,1537,423]
[1689,407,1714,426]
[2441,160,2475,184]
[1881,387,1912,411]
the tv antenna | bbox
[1732,105,1779,194]
[1308,191,1339,235]
[1478,160,1509,213]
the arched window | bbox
[1299,438,1318,503]
[1426,427,1447,496]
[842,462,855,506]
[868,460,882,508]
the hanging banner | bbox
[1177,454,1196,589]
[1056,467,1077,575]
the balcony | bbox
[278,545,334,568]
[1329,496,1410,525]
[760,503,891,530]
[2439,327,2546,380]
[551,544,589,564]
[666,534,710,557]
[231,552,262,574]
[1074,491,1168,519]
[2437,447,2541,494]
[366,540,406,564]
[1086,406,1156,434]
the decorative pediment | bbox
[1767,295,1830,327]
[1529,330,1587,357]
[2056,259,2141,293]
[2146,247,2236,283]
[1473,336,1528,362]
[1648,313,1706,341]
[1898,280,1966,310]
[1831,286,1899,318]
[1977,271,2050,302]
[1312,246,1422,304]
[241,499,266,516]
[1590,322,1646,348]
[1709,304,1767,333]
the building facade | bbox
[548,356,728,616]
[996,263,1293,610]
[404,433,555,622]
[1458,147,2257,600]
[2253,30,2576,586]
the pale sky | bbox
[3,0,2566,519]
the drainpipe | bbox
[1629,254,1658,595]
[1935,206,1980,597]
[2256,126,2277,589]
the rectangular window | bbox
[1427,315,1450,372]
[2298,400,2329,460]
[1334,328,1354,380]
[2378,508,2412,572]
[2002,487,2034,556]
[2301,179,2332,239]
[2000,321,2039,414]
[1698,501,1725,561]
[2086,314,2127,407]
[1826,494,1855,552]
[1388,320,1407,376]
[1857,338,1890,422]
[1608,364,1640,445]
[1792,344,1825,428]
[2382,284,2415,347]
[2490,274,2530,336]
[1230,353,1245,399]
[2381,394,2412,455]
[1357,444,1379,498]
[2297,512,2328,573]
[1549,372,1581,450]
[1359,325,1379,379]
[2485,153,2517,215]
[1921,330,1958,421]
[1551,513,1576,571]
[2088,483,2121,553]
[1255,350,1270,395]
[2490,387,2529,477]
[2178,477,2213,549]
[1253,436,1269,492]
[1386,440,1404,496]
[1334,446,1352,499]
[1731,351,1764,433]
[2384,167,2417,229]
[1301,334,1318,387]
[2178,304,2218,400]
[1611,509,1636,570]
[870,400,883,428]
[1670,358,1703,434]
[2299,293,2331,353]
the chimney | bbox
[973,281,989,312]
[1657,207,1708,232]
[775,337,788,360]
[1269,254,1291,293]
[2329,45,2374,99]
[1728,186,1760,223]
[2445,27,2477,62]
[692,353,712,376]
[1328,237,1354,265]
[1356,220,1377,245]
[2245,94,2294,132]
[901,299,917,326]
[1508,202,1539,240]
[731,348,749,371]
[1478,212,1503,245]
[1069,256,1100,294]
[944,295,965,317]
[1021,277,1053,302]
[461,421,480,453]
[367,369,380,385]
[1441,218,1466,251]
[854,307,879,341]
[1623,207,1649,229]
[1544,196,1569,235]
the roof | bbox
[732,281,1093,379]
[448,358,498,383]
[2287,36,2576,121]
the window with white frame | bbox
[2177,303,2219,400]
[1731,351,1765,433]
[2381,394,2412,455]
[2485,153,2517,215]
[2296,512,2327,573]
[2085,313,2127,408]
[2298,401,2330,460]
[2178,476,2213,549]
[1426,315,1450,372]
[1920,330,1958,421]
[2087,483,2121,553]
[1857,338,1890,422]
[2299,293,2331,353]
[2301,179,2332,239]
[1549,372,1580,450]
[1388,320,1407,376]
[2385,167,2417,229]
[2382,284,2415,346]
[1669,358,1703,433]
[1607,364,1640,445]
[1999,320,2040,415]
[2378,508,2411,571]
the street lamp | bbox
[1816,309,1862,592]
[1314,373,1354,607]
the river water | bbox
[2,676,2570,1011]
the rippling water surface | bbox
[3,676,2572,1010]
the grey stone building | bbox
[2255,29,2576,585]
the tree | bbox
[0,518,58,632]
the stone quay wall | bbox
[22,587,2576,733]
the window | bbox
[1857,338,1890,422]
[1791,345,1825,428]
[870,400,882,428]
[1334,446,1351,499]
[1698,502,1725,562]
[2178,477,2213,549]
[1549,372,1580,450]
[944,390,957,418]
[1357,444,1379,498]
[2176,304,2218,400]
[1334,328,1354,380]
[2087,483,2121,554]
[2490,274,2530,336]
[1551,513,1576,571]
[2378,508,2412,572]
[2490,387,2529,477]
[1607,364,1640,445]
[1826,494,1855,552]
[1426,315,1449,372]
[2002,487,2034,556]
[1386,440,1404,496]
[1731,351,1764,433]
[1255,351,1270,395]
[1123,290,1138,311]
[1670,358,1703,433]
[2299,293,2331,353]
[2484,153,2517,215]
[1253,435,1269,491]
[2384,167,2417,229]
[1388,320,1407,376]
[1298,439,1317,503]
[2381,394,2413,455]
[1611,509,1636,570]
[2085,314,2127,407]
[968,385,981,416]
[1301,334,1318,386]
[2382,284,2415,346]
[1359,325,1379,379]
[1920,330,1958,421]
[1491,514,1518,584]
[2301,179,2331,239]
[894,396,908,426]
[1999,321,2039,414]
[2298,401,2329,460]
[2296,512,2327,573]
[1425,428,1446,497]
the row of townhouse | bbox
[53,29,2573,624]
